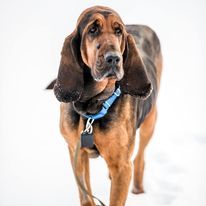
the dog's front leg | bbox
[60,104,95,206]
[68,146,95,206]
[106,156,132,206]
[103,144,132,206]
[96,126,135,206]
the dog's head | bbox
[54,6,152,102]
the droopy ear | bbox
[54,30,84,102]
[45,79,56,89]
[120,34,152,99]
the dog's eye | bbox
[88,26,99,35]
[114,28,122,36]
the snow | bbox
[1,0,206,205]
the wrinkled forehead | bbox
[76,7,124,32]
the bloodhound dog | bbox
[47,5,162,206]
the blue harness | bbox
[82,86,121,120]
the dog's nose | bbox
[105,52,121,66]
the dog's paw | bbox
[131,186,144,194]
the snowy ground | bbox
[1,0,206,205]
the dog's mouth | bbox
[92,66,124,82]
[106,70,118,78]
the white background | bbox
[1,0,206,205]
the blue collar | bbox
[82,86,121,120]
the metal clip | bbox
[82,118,94,134]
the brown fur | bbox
[50,6,163,206]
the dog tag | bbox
[81,132,94,148]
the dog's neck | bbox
[73,70,116,115]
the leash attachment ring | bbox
[81,118,95,149]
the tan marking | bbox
[80,13,126,74]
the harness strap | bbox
[82,86,121,120]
